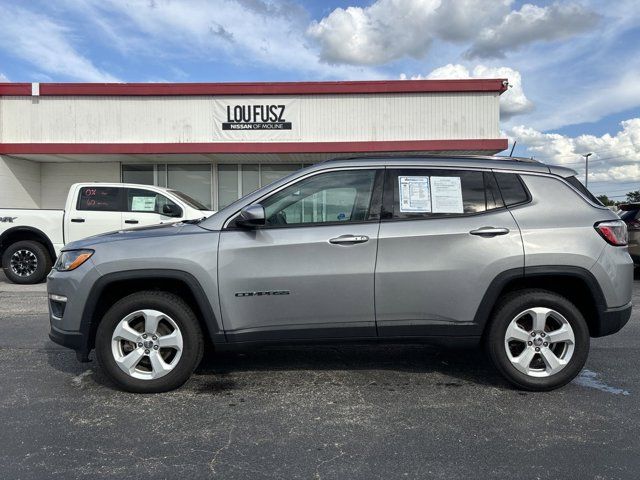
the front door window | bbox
[260,170,378,227]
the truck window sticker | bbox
[398,176,431,213]
[431,176,464,214]
[131,196,157,212]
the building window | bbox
[241,164,260,196]
[167,164,212,210]
[122,164,212,210]
[121,164,156,186]
[122,163,311,211]
[217,164,307,209]
[218,164,239,210]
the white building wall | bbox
[0,155,41,208]
[0,92,500,144]
[40,162,120,208]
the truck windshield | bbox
[168,190,209,210]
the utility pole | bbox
[583,153,593,187]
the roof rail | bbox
[322,154,541,164]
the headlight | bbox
[54,249,94,271]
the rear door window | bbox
[383,169,505,219]
[76,187,124,212]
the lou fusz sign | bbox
[223,105,291,131]
[213,97,300,141]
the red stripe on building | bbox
[0,79,508,97]
[0,139,507,155]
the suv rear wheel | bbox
[486,289,590,391]
[95,291,204,393]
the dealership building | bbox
[0,79,507,211]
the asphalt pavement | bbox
[0,270,638,479]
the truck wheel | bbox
[2,240,52,284]
[95,291,204,393]
[486,289,590,391]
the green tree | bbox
[597,194,614,206]
[626,191,640,203]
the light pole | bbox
[583,153,593,188]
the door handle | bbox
[70,218,85,223]
[469,227,510,236]
[124,219,139,224]
[329,235,369,245]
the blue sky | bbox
[0,0,639,198]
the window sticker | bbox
[398,176,431,212]
[131,196,156,212]
[431,176,464,213]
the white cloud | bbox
[509,119,640,182]
[466,2,599,59]
[308,0,598,66]
[0,4,119,82]
[431,0,513,43]
[308,0,512,65]
[403,64,533,120]
[0,73,8,82]
[66,0,380,80]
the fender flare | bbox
[0,226,56,261]
[79,269,223,354]
[473,265,607,330]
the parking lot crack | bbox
[314,448,346,480]
[208,426,235,475]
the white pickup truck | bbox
[0,183,213,284]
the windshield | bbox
[168,190,210,211]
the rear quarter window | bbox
[494,173,530,206]
[564,176,603,205]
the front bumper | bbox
[49,324,91,362]
[47,260,100,360]
[49,324,84,350]
[592,302,633,337]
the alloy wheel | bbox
[10,249,38,277]
[111,309,184,380]
[504,307,575,378]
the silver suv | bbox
[47,156,633,393]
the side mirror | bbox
[236,204,266,228]
[162,204,183,218]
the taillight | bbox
[595,220,628,246]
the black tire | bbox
[486,289,590,391]
[2,240,52,284]
[95,291,204,393]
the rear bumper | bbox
[592,302,633,337]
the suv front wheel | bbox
[486,289,590,391]
[95,291,204,393]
